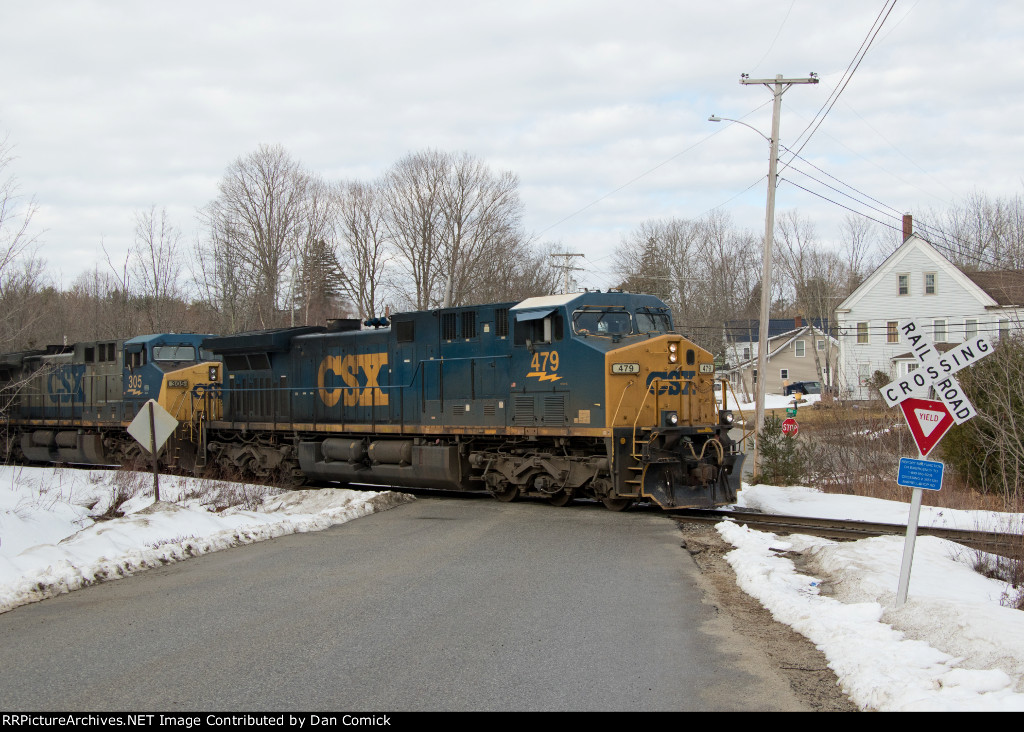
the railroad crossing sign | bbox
[898,398,953,457]
[886,320,994,608]
[881,323,992,411]
[781,417,799,437]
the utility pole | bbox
[550,252,586,294]
[740,73,818,475]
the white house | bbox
[834,233,1024,399]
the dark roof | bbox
[725,318,830,343]
[964,270,1024,306]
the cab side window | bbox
[514,314,563,345]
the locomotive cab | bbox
[500,292,743,509]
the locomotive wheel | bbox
[548,490,573,507]
[492,484,520,503]
[601,497,634,512]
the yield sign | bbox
[899,398,954,457]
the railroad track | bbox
[673,508,1023,558]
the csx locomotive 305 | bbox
[0,291,743,510]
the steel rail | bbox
[673,508,1022,558]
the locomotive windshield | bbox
[153,345,197,362]
[572,308,632,336]
[635,308,672,334]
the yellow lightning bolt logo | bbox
[527,350,561,382]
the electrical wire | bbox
[783,0,899,166]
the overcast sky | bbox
[2,0,1022,294]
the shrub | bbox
[755,414,806,485]
[940,333,1024,507]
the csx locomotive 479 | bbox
[0,291,743,510]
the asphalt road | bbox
[0,495,804,711]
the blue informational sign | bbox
[897,457,944,491]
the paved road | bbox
[0,495,803,711]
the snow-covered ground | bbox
[0,466,412,615]
[733,392,821,415]
[1,465,1022,711]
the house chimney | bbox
[903,213,913,242]
[794,315,802,328]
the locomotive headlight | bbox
[669,343,678,353]
[668,353,678,363]
[719,409,735,426]
[667,411,679,426]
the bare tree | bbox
[838,213,883,292]
[923,190,1024,271]
[336,179,390,320]
[290,175,341,325]
[130,206,185,333]
[439,152,525,307]
[774,210,847,390]
[199,144,310,329]
[381,149,530,310]
[614,212,760,354]
[381,150,447,310]
[0,136,42,350]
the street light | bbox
[707,115,771,144]
[709,73,817,477]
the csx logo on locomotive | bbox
[46,367,85,404]
[646,369,696,395]
[317,353,389,407]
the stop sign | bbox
[781,417,799,437]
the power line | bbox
[784,0,899,165]
[779,177,902,232]
[784,165,904,224]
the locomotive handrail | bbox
[629,375,697,459]
[721,380,755,445]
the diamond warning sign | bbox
[899,397,954,457]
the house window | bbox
[887,321,899,343]
[933,319,947,342]
[817,339,825,351]
[965,319,978,340]
[752,369,758,385]
[1000,319,1011,340]
[780,369,789,380]
[898,274,909,296]
[743,347,751,361]
[924,273,936,295]
[794,340,805,357]
[857,322,869,344]
[857,363,871,386]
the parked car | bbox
[783,380,821,396]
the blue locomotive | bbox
[0,333,220,466]
[200,291,743,510]
[0,291,743,510]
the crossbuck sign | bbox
[883,320,994,608]
[880,322,992,424]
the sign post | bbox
[127,399,179,503]
[885,321,992,607]
[895,453,946,605]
